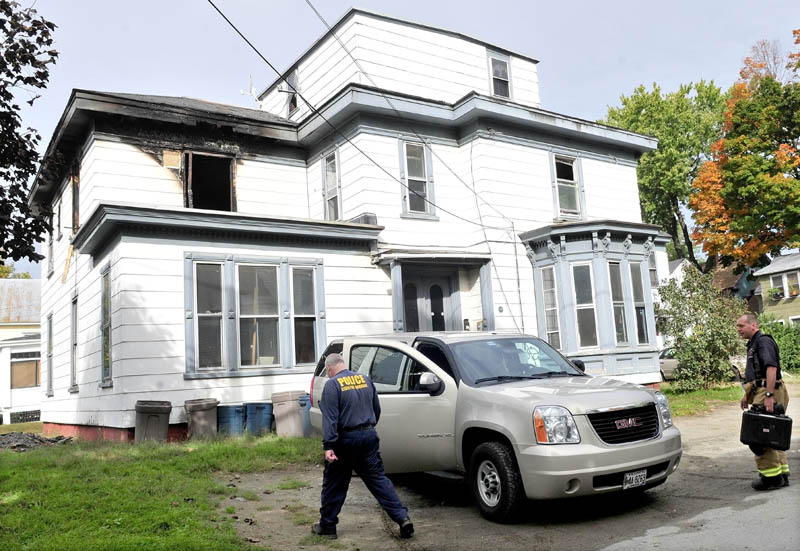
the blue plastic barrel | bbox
[298,394,311,438]
[245,402,273,436]
[217,405,245,436]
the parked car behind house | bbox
[310,333,682,522]
[659,347,744,382]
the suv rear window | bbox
[314,342,343,377]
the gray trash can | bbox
[134,400,172,443]
[272,390,306,437]
[184,398,219,439]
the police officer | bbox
[737,313,790,490]
[312,353,414,540]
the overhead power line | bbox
[205,0,509,232]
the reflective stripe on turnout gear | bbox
[758,465,784,477]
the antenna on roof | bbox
[240,75,257,102]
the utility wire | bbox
[300,0,515,229]
[301,0,525,331]
[206,0,508,232]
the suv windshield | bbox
[450,337,584,385]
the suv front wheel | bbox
[469,441,525,522]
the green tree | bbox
[758,314,800,372]
[0,0,58,262]
[0,261,30,278]
[656,266,748,391]
[603,82,726,271]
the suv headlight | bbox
[533,406,580,444]
[654,392,673,428]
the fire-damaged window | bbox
[183,152,235,212]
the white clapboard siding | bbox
[582,158,642,223]
[258,12,540,120]
[235,159,309,218]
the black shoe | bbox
[399,518,414,539]
[751,475,784,491]
[782,473,790,487]
[311,523,337,539]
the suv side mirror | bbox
[419,372,444,395]
[572,359,586,373]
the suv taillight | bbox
[310,375,315,405]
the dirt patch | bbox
[214,465,428,550]
[0,432,72,452]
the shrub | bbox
[758,315,800,371]
[657,266,748,392]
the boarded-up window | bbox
[11,353,40,389]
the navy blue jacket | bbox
[320,369,381,450]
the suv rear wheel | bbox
[469,441,525,522]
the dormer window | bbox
[488,52,510,98]
[286,70,299,116]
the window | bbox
[186,255,325,374]
[555,157,581,217]
[349,345,430,393]
[196,263,224,369]
[70,296,78,391]
[790,316,800,327]
[649,255,658,287]
[770,274,784,296]
[323,152,341,221]
[292,267,317,365]
[400,141,436,216]
[46,314,53,395]
[183,152,234,212]
[237,264,280,368]
[630,262,649,345]
[72,171,80,233]
[541,267,560,349]
[787,272,799,298]
[11,352,40,389]
[609,262,628,345]
[56,201,62,240]
[571,264,597,348]
[47,214,54,278]
[286,70,299,116]
[101,266,112,384]
[488,52,510,98]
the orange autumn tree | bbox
[690,31,800,267]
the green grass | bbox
[0,435,320,551]
[662,383,744,416]
[277,478,312,490]
[0,422,43,435]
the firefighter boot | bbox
[751,474,784,491]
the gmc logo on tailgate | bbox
[615,417,642,429]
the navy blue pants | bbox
[319,428,407,529]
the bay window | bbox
[608,262,628,345]
[571,264,598,348]
[541,267,561,349]
[630,262,649,345]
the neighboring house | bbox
[0,279,41,424]
[28,8,668,440]
[753,252,800,326]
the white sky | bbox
[12,0,800,277]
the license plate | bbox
[623,469,647,489]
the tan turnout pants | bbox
[745,381,790,478]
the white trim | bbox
[571,262,599,349]
[789,316,800,327]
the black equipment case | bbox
[740,408,792,451]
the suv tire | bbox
[469,441,525,522]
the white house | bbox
[0,279,41,424]
[29,8,668,440]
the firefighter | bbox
[312,353,414,540]
[737,313,790,490]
